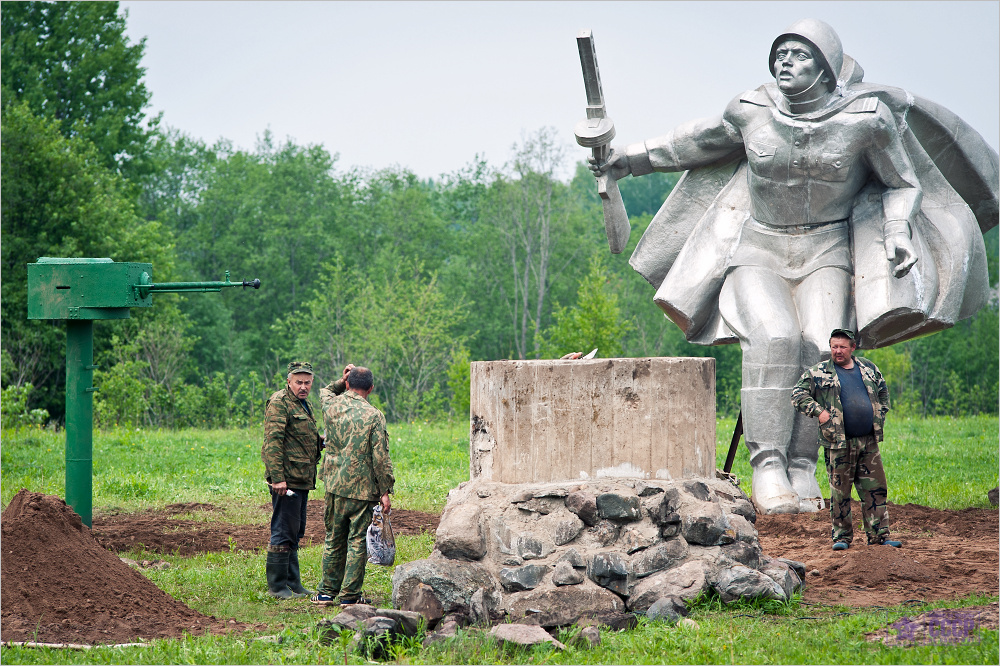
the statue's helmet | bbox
[769,19,843,92]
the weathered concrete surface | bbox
[470,358,716,483]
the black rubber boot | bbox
[286,548,311,597]
[265,550,296,599]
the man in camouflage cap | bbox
[261,361,323,599]
[311,364,394,606]
[791,329,902,550]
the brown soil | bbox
[0,490,245,645]
[91,500,439,555]
[756,500,999,607]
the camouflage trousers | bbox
[824,434,890,544]
[317,493,374,600]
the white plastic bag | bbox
[366,504,396,566]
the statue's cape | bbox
[630,57,999,349]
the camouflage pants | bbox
[317,493,374,599]
[824,434,890,544]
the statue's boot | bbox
[743,388,799,514]
[788,411,825,512]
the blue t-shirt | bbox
[835,363,874,438]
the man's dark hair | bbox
[348,366,374,392]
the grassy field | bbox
[1,415,997,664]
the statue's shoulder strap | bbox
[843,95,879,114]
[739,88,773,108]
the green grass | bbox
[1,416,997,664]
[716,414,999,509]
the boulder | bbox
[680,500,734,546]
[597,493,641,521]
[636,481,665,497]
[436,504,486,561]
[555,548,586,569]
[499,564,549,592]
[517,532,555,560]
[712,565,785,603]
[620,524,660,553]
[727,513,758,543]
[490,623,565,650]
[759,559,802,598]
[469,586,500,625]
[576,611,639,632]
[373,608,424,636]
[627,561,711,611]
[777,558,807,581]
[357,616,400,659]
[646,595,687,623]
[553,516,585,545]
[400,582,444,626]
[329,604,380,630]
[392,557,497,614]
[631,538,689,578]
[587,552,629,595]
[720,541,761,569]
[422,619,459,647]
[503,580,624,619]
[552,560,585,586]
[681,480,713,502]
[589,520,621,547]
[565,491,599,526]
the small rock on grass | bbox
[567,625,601,649]
[422,620,460,647]
[678,618,700,630]
[491,623,566,650]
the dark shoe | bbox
[338,594,373,606]
[882,540,902,548]
[832,541,849,551]
[265,550,296,600]
[310,592,338,606]
[286,549,312,597]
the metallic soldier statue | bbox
[588,19,998,514]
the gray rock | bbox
[777,558,806,581]
[727,513,758,543]
[553,516,585,545]
[729,498,757,523]
[555,548,585,569]
[357,616,401,659]
[720,541,761,569]
[597,493,641,521]
[587,552,629,595]
[759,560,802,598]
[636,482,665,497]
[552,560,585,586]
[589,520,620,546]
[441,612,472,627]
[330,604,380,630]
[436,503,486,561]
[400,582,444,626]
[566,491,599,526]
[712,565,785,603]
[469,586,500,626]
[576,611,639,632]
[646,595,687,623]
[490,623,565,650]
[392,557,497,614]
[503,581,624,620]
[682,480,713,502]
[679,618,700,630]
[517,498,554,515]
[631,538,689,578]
[502,555,524,566]
[373,608,424,636]
[517,533,554,560]
[500,564,549,592]
[568,625,601,649]
[680,499,734,546]
[989,486,999,507]
[422,620,459,647]
[620,524,660,553]
[627,561,711,611]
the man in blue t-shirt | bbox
[791,329,903,550]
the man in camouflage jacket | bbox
[311,365,394,606]
[791,329,902,550]
[261,361,323,599]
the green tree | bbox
[0,103,173,417]
[540,253,635,358]
[1,1,156,175]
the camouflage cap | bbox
[830,328,856,341]
[287,361,314,376]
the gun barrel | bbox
[133,271,260,298]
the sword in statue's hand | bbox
[575,29,630,254]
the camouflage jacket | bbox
[320,381,395,501]
[791,357,890,448]
[261,387,322,490]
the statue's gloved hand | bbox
[588,147,629,181]
[885,232,918,278]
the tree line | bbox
[2,2,997,429]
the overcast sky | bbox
[121,1,999,181]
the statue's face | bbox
[773,39,826,95]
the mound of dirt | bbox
[92,501,439,556]
[756,500,999,607]
[0,489,239,645]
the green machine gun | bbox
[27,257,260,526]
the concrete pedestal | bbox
[470,358,715,483]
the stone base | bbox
[392,476,803,621]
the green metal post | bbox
[65,319,95,527]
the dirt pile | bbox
[1,490,236,645]
[756,500,999,607]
